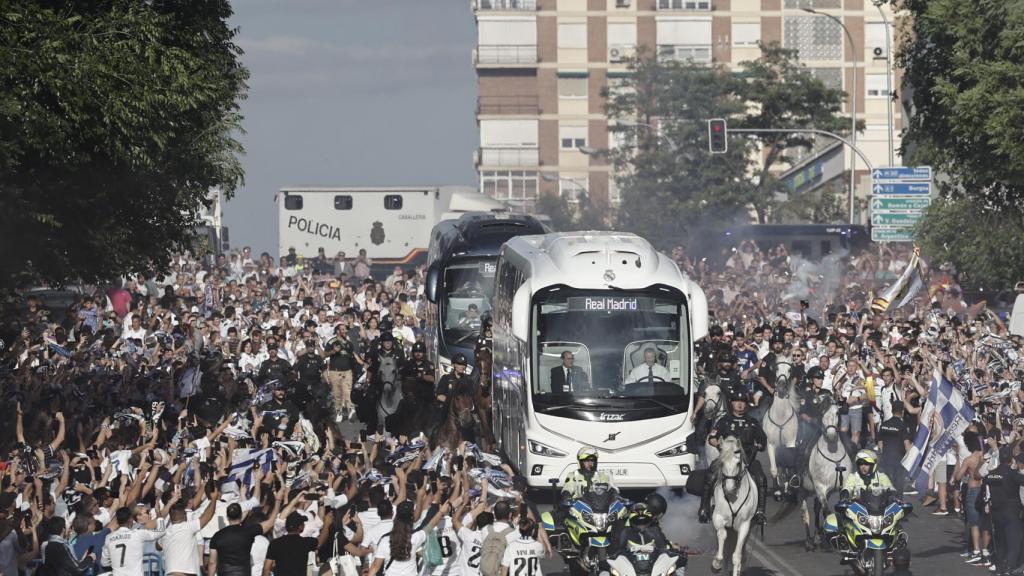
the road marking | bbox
[748,536,807,576]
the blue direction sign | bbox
[871,166,932,182]
[871,182,931,195]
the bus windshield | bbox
[441,258,496,347]
[532,288,689,417]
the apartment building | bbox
[473,0,901,220]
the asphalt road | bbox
[336,419,967,575]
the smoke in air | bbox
[655,488,716,555]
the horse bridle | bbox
[718,450,753,520]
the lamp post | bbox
[802,7,859,224]
[874,1,895,166]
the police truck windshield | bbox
[532,288,689,418]
[441,258,496,346]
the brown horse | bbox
[436,385,477,451]
[473,349,495,451]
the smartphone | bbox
[303,493,320,501]
[87,545,95,555]
[349,442,362,450]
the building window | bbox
[732,22,760,47]
[865,74,893,99]
[784,0,840,8]
[865,22,892,60]
[809,67,843,90]
[559,177,589,203]
[481,170,539,202]
[334,195,353,210]
[558,77,588,99]
[284,195,303,210]
[783,16,842,61]
[559,125,588,150]
[656,17,713,63]
[384,195,403,210]
[558,22,587,49]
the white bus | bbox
[491,232,708,488]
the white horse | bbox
[800,398,852,550]
[376,356,402,435]
[761,362,799,499]
[711,436,758,576]
[702,381,727,466]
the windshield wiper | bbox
[535,399,624,413]
[626,397,680,411]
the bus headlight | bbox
[528,440,567,458]
[656,442,689,458]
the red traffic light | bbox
[708,118,728,153]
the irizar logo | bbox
[599,413,624,421]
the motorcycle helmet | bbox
[577,446,598,470]
[631,503,653,525]
[855,449,878,475]
[644,492,668,518]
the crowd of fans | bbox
[1,238,1023,576]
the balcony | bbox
[475,45,538,65]
[657,0,712,10]
[478,95,540,115]
[476,147,540,167]
[475,0,537,10]
[657,44,712,64]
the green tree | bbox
[892,0,1024,288]
[915,198,1024,291]
[535,191,606,232]
[0,0,247,293]
[603,44,851,241]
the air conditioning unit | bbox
[872,46,887,59]
[609,46,626,62]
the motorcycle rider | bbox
[699,385,769,526]
[561,447,615,501]
[841,449,894,498]
[615,493,688,576]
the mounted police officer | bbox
[401,341,435,428]
[700,385,769,526]
[797,366,834,466]
[431,353,472,434]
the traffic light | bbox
[708,118,728,153]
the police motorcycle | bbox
[541,467,630,576]
[823,487,911,576]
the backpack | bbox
[479,524,515,576]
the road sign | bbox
[870,196,931,213]
[871,227,915,242]
[871,182,931,195]
[871,213,923,227]
[871,166,932,182]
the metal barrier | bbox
[143,553,165,576]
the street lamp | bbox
[873,1,895,166]
[802,7,858,224]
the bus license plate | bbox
[605,468,628,477]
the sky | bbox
[225,0,479,255]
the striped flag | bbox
[872,247,929,315]
[902,367,975,485]
[226,448,274,487]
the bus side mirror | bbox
[511,283,531,342]
[425,263,440,303]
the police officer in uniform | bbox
[797,366,833,466]
[476,317,493,352]
[431,353,472,434]
[293,340,325,414]
[257,345,291,386]
[362,332,404,429]
[699,385,769,526]
[400,342,435,429]
[982,446,1024,575]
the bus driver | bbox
[625,347,671,384]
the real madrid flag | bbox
[872,247,929,315]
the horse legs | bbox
[801,498,815,551]
[813,496,823,547]
[767,443,781,499]
[711,524,727,573]
[732,520,752,576]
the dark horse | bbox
[473,348,495,451]
[436,381,477,451]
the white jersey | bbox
[101,526,163,576]
[159,519,202,575]
[500,537,545,576]
[376,530,427,576]
[456,525,484,576]
[421,517,459,576]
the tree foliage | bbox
[915,198,1024,291]
[0,0,248,292]
[893,0,1024,288]
[603,43,850,242]
[536,191,606,232]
